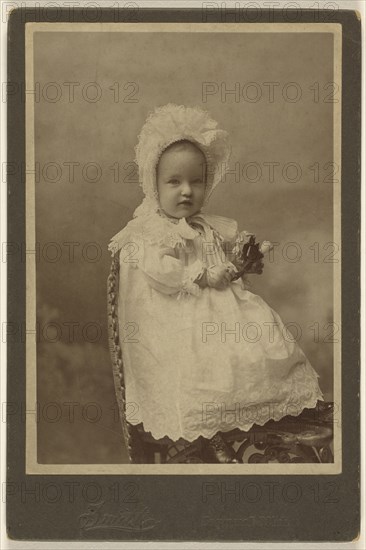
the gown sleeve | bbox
[129,240,205,298]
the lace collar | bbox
[108,210,238,254]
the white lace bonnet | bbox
[133,103,231,217]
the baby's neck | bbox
[157,208,202,223]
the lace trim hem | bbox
[127,393,325,443]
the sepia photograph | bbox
[4,4,362,544]
[24,21,342,474]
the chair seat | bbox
[124,402,334,464]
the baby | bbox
[109,104,324,462]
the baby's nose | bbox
[181,181,192,195]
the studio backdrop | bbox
[31,26,336,464]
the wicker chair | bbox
[108,254,334,464]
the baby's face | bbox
[156,141,207,219]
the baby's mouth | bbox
[178,200,193,206]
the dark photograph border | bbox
[7,6,361,542]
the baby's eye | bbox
[168,179,180,185]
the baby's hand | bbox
[207,264,236,289]
[194,269,208,289]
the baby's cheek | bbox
[197,189,206,204]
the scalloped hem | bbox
[129,394,325,444]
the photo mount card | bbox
[6,6,361,543]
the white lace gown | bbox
[110,212,324,442]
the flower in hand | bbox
[232,236,273,280]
